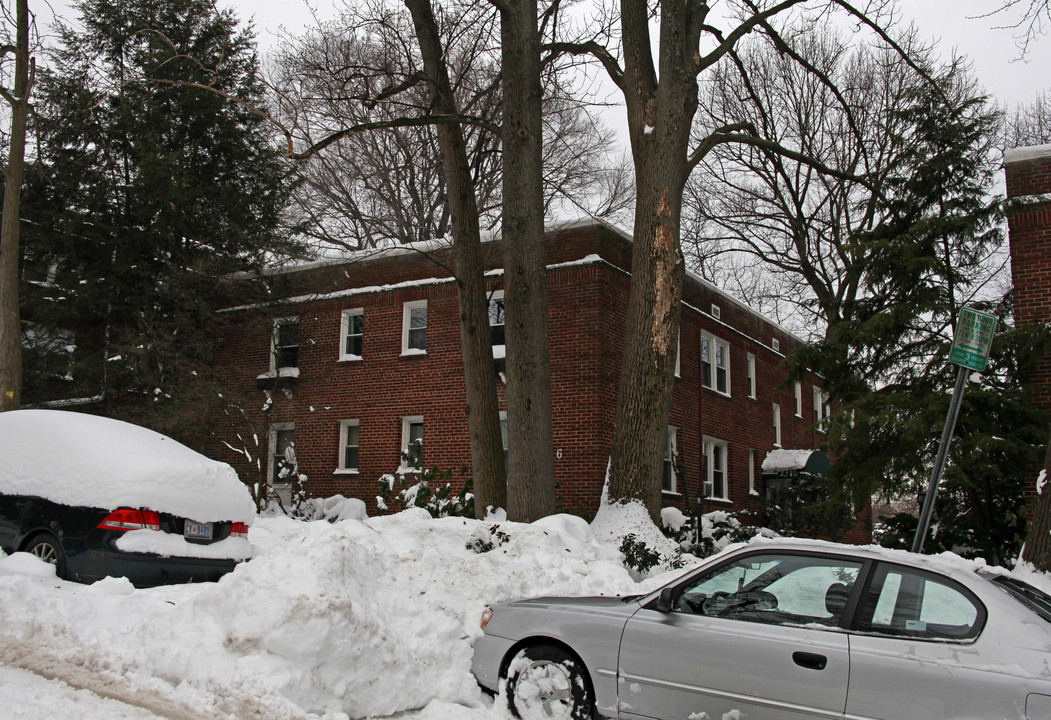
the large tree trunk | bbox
[405,0,506,516]
[0,0,30,413]
[606,0,698,519]
[500,0,556,522]
[1022,428,1051,570]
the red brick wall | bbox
[206,223,838,529]
[1006,148,1051,513]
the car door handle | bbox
[792,651,828,670]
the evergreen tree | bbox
[21,0,301,433]
[793,75,1050,563]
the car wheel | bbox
[25,533,67,579]
[505,644,594,720]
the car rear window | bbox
[987,574,1051,624]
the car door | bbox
[844,561,1007,720]
[617,551,863,720]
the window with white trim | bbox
[401,416,424,470]
[701,333,730,395]
[663,427,678,493]
[772,338,780,352]
[489,290,505,351]
[703,437,728,501]
[340,308,364,360]
[402,300,427,354]
[268,423,296,486]
[794,381,803,417]
[748,449,757,495]
[499,411,508,472]
[747,353,756,398]
[773,403,782,447]
[711,304,721,319]
[270,318,299,372]
[674,331,681,378]
[338,420,360,473]
[814,387,831,431]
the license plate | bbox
[184,520,213,540]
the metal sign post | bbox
[912,307,997,554]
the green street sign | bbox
[949,307,997,372]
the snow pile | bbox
[0,410,255,524]
[0,508,645,719]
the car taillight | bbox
[98,508,161,532]
[480,606,493,630]
[230,522,249,539]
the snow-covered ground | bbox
[0,502,685,720]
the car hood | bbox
[501,595,642,613]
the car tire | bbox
[505,643,595,720]
[25,533,67,579]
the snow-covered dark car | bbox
[473,539,1051,720]
[0,409,255,587]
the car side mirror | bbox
[653,587,677,613]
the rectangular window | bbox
[663,427,678,493]
[794,381,803,417]
[747,353,756,398]
[338,420,359,472]
[269,424,296,485]
[674,331,681,378]
[772,338,781,352]
[701,333,730,395]
[500,411,509,474]
[813,387,831,431]
[340,308,364,360]
[711,304,721,319]
[703,437,728,501]
[271,318,299,371]
[489,291,505,349]
[773,403,782,447]
[749,449,757,495]
[402,300,427,354]
[401,416,424,470]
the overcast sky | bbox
[220,0,1049,110]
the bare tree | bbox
[551,0,934,519]
[0,0,33,413]
[270,2,630,253]
[981,0,1051,56]
[1005,90,1051,148]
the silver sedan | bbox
[472,539,1051,720]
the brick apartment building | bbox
[207,221,834,522]
[1005,143,1051,508]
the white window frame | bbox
[270,317,299,373]
[663,427,678,494]
[711,304,721,319]
[794,381,803,417]
[489,290,505,357]
[814,387,831,432]
[748,449,757,495]
[400,415,424,471]
[402,300,427,355]
[267,422,296,487]
[336,419,360,474]
[772,337,781,352]
[703,437,729,501]
[773,403,782,447]
[747,353,757,399]
[339,308,364,361]
[701,332,731,395]
[674,331,681,378]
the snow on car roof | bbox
[0,410,255,524]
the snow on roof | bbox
[0,410,256,524]
[761,448,818,473]
[1005,143,1051,164]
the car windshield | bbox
[985,573,1051,624]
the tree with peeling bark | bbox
[552,0,928,519]
[0,0,32,413]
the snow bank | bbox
[0,410,255,524]
[0,509,642,719]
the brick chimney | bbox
[1005,144,1051,512]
